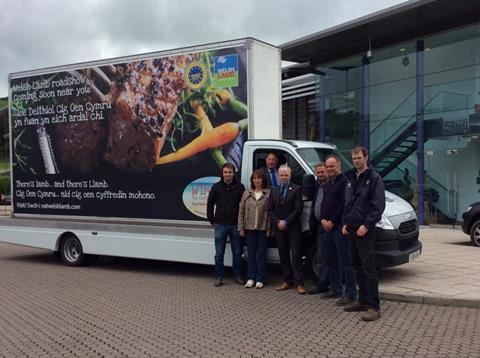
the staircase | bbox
[370,90,468,177]
[371,121,419,177]
[369,90,470,223]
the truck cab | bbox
[241,139,422,272]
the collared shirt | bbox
[269,168,279,187]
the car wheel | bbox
[470,220,480,247]
[60,234,92,266]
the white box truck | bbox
[2,38,421,271]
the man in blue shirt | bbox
[263,152,280,187]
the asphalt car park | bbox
[1,241,480,358]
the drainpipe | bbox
[416,40,425,225]
[362,55,370,153]
[316,73,326,142]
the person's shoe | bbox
[296,286,306,294]
[320,291,342,299]
[361,308,381,322]
[214,278,224,287]
[307,286,328,295]
[276,282,291,291]
[343,301,369,312]
[244,279,255,288]
[255,282,264,289]
[234,276,245,285]
[335,297,356,306]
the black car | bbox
[462,202,480,247]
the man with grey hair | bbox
[268,165,305,294]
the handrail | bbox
[370,89,469,137]
[370,88,416,136]
[395,165,448,196]
[372,90,469,154]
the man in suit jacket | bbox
[263,152,280,188]
[267,164,305,294]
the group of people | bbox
[206,147,385,322]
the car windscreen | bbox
[296,147,353,173]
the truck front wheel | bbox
[60,234,90,266]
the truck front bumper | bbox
[374,225,422,268]
[375,240,422,268]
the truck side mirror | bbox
[302,174,316,201]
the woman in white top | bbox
[238,169,271,288]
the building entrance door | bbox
[424,135,480,225]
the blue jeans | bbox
[325,226,357,299]
[214,224,243,279]
[245,230,267,283]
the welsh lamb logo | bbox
[213,54,239,88]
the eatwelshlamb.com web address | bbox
[16,202,81,210]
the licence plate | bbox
[409,249,421,262]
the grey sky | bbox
[0,0,405,97]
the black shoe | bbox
[307,286,328,295]
[320,291,342,299]
[234,276,245,285]
[343,301,369,312]
[214,278,224,287]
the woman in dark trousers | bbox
[238,169,271,289]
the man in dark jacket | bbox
[207,162,246,287]
[342,146,385,322]
[268,165,305,294]
[308,162,329,294]
[319,156,356,306]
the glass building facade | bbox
[282,22,480,224]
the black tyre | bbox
[60,234,89,266]
[470,220,480,247]
[304,242,318,280]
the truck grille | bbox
[399,219,417,234]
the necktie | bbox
[270,169,278,187]
[280,185,287,201]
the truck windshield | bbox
[296,147,353,172]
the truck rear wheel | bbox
[304,242,318,280]
[60,234,89,266]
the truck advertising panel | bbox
[9,44,249,221]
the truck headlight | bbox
[376,215,395,230]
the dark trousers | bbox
[314,225,328,290]
[245,230,267,283]
[275,227,303,286]
[325,226,357,299]
[349,227,380,310]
